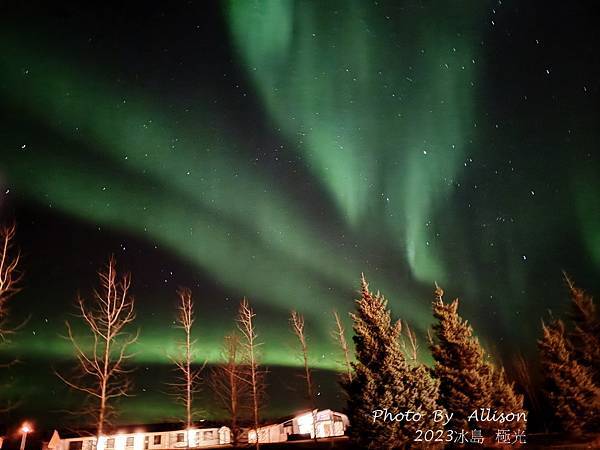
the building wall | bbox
[57,427,230,450]
[249,409,349,443]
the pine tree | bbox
[564,273,600,384]
[429,284,492,431]
[538,319,600,434]
[490,366,526,433]
[429,284,525,434]
[344,274,441,449]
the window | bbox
[106,439,115,449]
[283,420,293,435]
[202,431,214,441]
[69,441,83,450]
[153,435,161,445]
[126,437,134,448]
[176,433,184,443]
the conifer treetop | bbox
[345,274,442,448]
[351,273,404,372]
[431,287,484,367]
[561,273,600,384]
[538,317,600,434]
[540,319,570,364]
[429,283,526,433]
[563,271,596,326]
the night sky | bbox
[0,0,599,429]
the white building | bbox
[46,425,231,450]
[248,409,349,444]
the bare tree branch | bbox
[168,287,203,429]
[0,222,24,414]
[290,310,317,440]
[403,320,418,363]
[331,310,353,383]
[56,256,137,438]
[210,333,249,445]
[237,298,265,449]
[0,223,23,342]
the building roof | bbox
[261,408,346,428]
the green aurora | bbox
[0,0,598,426]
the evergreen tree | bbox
[344,274,441,449]
[564,273,600,384]
[538,319,600,434]
[429,284,492,431]
[490,366,526,433]
[429,284,525,434]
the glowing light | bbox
[19,423,32,450]
[133,434,144,450]
[96,437,106,450]
[186,429,196,448]
[296,413,313,436]
[114,435,125,450]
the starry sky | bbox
[0,0,599,429]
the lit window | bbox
[107,439,115,449]
[153,436,161,445]
[126,438,134,448]
[202,431,213,441]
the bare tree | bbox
[237,298,264,449]
[0,223,24,413]
[290,310,317,440]
[0,223,23,342]
[56,256,138,438]
[402,320,419,363]
[331,310,352,382]
[209,333,248,445]
[169,287,201,430]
